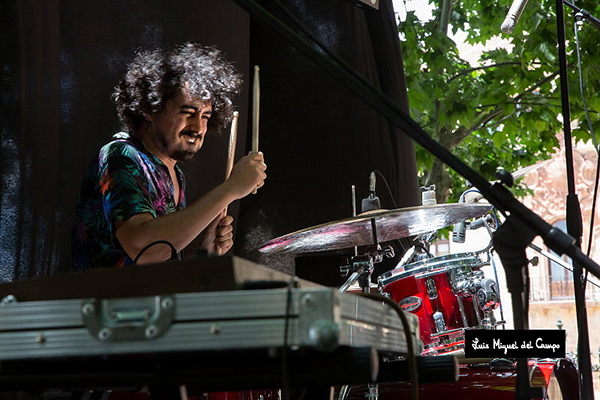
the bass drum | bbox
[336,358,579,400]
[206,390,279,400]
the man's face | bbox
[148,89,212,164]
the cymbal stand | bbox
[338,219,394,400]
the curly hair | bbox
[112,43,242,133]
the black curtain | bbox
[0,0,419,283]
[236,0,420,279]
[0,0,250,282]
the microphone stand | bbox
[234,0,600,396]
[554,0,594,397]
[563,0,600,32]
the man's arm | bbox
[115,152,266,264]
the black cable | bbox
[373,170,399,209]
[573,12,599,152]
[356,292,419,400]
[371,170,407,254]
[572,5,600,291]
[132,240,180,264]
[583,155,600,290]
[586,157,599,258]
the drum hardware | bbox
[364,384,378,400]
[425,279,438,299]
[433,311,447,333]
[456,297,470,328]
[338,246,395,294]
[395,232,437,274]
[420,185,437,206]
[395,246,417,269]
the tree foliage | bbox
[400,0,600,203]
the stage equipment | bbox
[0,257,420,396]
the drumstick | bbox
[251,65,260,195]
[217,112,239,256]
[225,111,239,181]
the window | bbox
[548,220,574,300]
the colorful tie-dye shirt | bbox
[72,132,186,271]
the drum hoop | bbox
[378,252,489,286]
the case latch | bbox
[82,295,175,341]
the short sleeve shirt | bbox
[72,132,186,271]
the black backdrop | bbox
[0,0,419,284]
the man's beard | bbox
[170,149,196,163]
[157,132,198,163]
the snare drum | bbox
[378,253,492,356]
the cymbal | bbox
[258,203,492,254]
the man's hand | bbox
[199,213,234,255]
[115,153,265,264]
[225,151,267,199]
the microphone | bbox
[501,0,530,34]
[469,214,494,230]
[361,172,381,212]
[453,215,494,242]
[452,221,467,243]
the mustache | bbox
[180,130,202,138]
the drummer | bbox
[72,43,267,271]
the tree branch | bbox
[447,61,548,83]
[484,110,518,130]
[514,71,560,101]
[448,62,521,83]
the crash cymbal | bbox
[258,203,493,254]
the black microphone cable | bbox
[356,291,419,400]
[572,8,600,290]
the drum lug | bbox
[433,311,447,333]
[425,278,438,300]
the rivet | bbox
[98,328,112,341]
[161,297,173,310]
[145,325,158,338]
[82,303,95,315]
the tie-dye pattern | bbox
[72,132,186,271]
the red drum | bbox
[378,253,499,356]
[337,358,578,400]
[206,390,279,400]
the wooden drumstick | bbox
[217,111,239,256]
[222,111,239,215]
[225,111,239,181]
[251,65,260,194]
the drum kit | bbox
[258,198,500,358]
[246,191,577,399]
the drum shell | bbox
[381,267,479,349]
